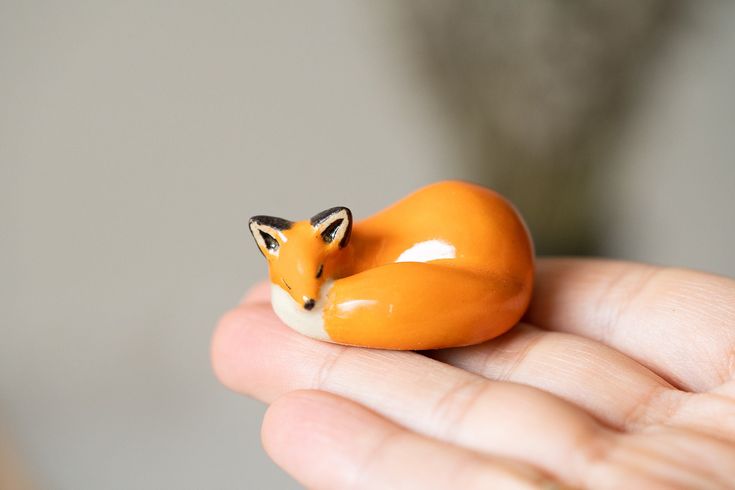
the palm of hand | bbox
[212,259,735,489]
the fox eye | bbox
[259,230,279,252]
[316,264,323,279]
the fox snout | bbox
[250,206,353,316]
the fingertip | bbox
[241,281,271,305]
[210,303,281,394]
[261,390,362,488]
[212,279,275,390]
[260,391,304,460]
[211,308,250,392]
[262,390,328,453]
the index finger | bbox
[526,258,735,391]
[240,281,270,305]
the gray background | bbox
[2,1,733,489]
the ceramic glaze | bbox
[248,180,534,350]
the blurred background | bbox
[2,1,733,488]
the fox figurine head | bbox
[249,206,352,311]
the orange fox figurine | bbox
[248,180,534,350]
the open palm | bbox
[212,258,735,489]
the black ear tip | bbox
[310,206,353,226]
[248,216,261,233]
[248,215,294,231]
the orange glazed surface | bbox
[250,180,534,350]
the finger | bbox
[240,281,270,305]
[610,426,735,487]
[528,258,735,391]
[430,324,684,431]
[262,390,559,490]
[211,303,616,486]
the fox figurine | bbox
[248,180,534,350]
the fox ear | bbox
[249,215,293,257]
[311,206,352,248]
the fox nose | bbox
[303,298,316,311]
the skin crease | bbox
[212,258,735,489]
[250,180,534,349]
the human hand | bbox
[212,258,735,489]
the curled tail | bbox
[323,261,532,350]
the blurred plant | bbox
[399,0,680,254]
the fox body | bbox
[249,180,534,350]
